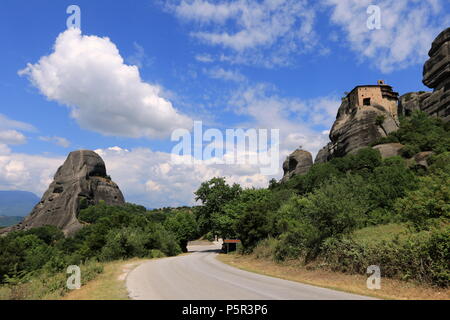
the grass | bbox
[218,253,450,300]
[351,223,410,244]
[0,258,147,300]
[0,260,104,300]
[62,258,147,300]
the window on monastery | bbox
[363,98,371,106]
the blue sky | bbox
[0,0,448,208]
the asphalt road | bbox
[126,243,373,300]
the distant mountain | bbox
[0,191,40,217]
[0,216,23,227]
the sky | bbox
[0,0,449,208]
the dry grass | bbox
[218,253,450,300]
[62,258,147,300]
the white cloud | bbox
[39,136,71,148]
[203,67,246,82]
[323,0,450,72]
[0,114,35,146]
[0,130,27,145]
[0,149,64,196]
[195,53,214,63]
[168,0,318,67]
[229,83,340,158]
[19,28,192,139]
[95,146,272,208]
[0,113,35,132]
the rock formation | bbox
[281,149,313,182]
[315,143,333,164]
[398,91,432,116]
[0,150,125,236]
[372,143,405,159]
[314,91,399,163]
[399,27,450,122]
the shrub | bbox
[320,226,450,287]
[253,237,279,260]
[395,171,450,230]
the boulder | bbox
[281,149,313,182]
[408,151,434,169]
[372,143,405,159]
[0,150,125,236]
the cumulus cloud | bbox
[0,149,64,196]
[168,0,318,67]
[19,28,192,139]
[39,136,71,148]
[323,0,450,72]
[95,146,272,208]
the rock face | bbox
[281,149,313,182]
[315,96,399,162]
[315,143,333,164]
[398,91,432,116]
[0,150,125,236]
[399,28,450,122]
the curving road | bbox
[126,243,373,300]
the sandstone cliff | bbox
[281,149,313,182]
[399,27,450,121]
[314,96,399,163]
[0,150,125,236]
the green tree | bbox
[234,189,277,251]
[194,177,242,235]
[164,210,199,252]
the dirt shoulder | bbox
[217,254,450,300]
[62,258,147,300]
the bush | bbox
[100,228,148,261]
[374,111,450,154]
[320,226,450,287]
[401,144,420,158]
[273,175,372,262]
[395,171,450,230]
[253,237,279,260]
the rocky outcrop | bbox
[281,149,313,182]
[408,151,434,169]
[324,97,399,159]
[398,91,432,116]
[0,150,125,236]
[372,143,405,159]
[315,143,333,164]
[398,28,450,122]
